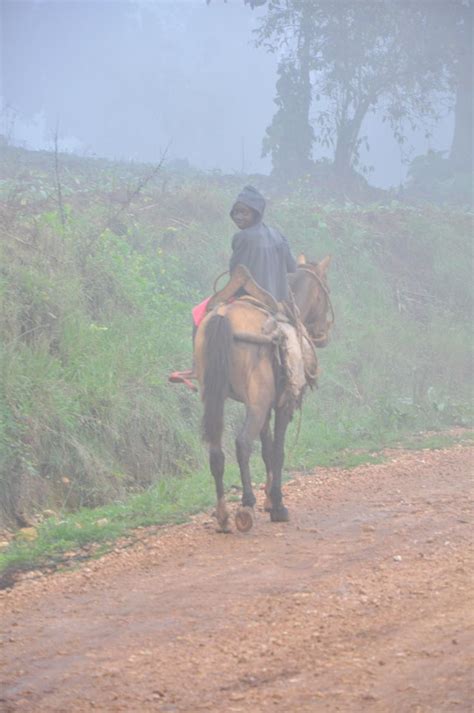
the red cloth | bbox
[192,296,211,327]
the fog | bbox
[1,0,457,187]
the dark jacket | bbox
[229,186,296,301]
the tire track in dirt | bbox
[0,445,472,712]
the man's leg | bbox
[168,321,198,391]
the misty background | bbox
[1,0,456,188]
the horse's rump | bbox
[195,300,277,444]
[195,299,316,416]
[195,300,275,385]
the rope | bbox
[297,266,335,326]
[233,331,280,346]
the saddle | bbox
[168,267,278,393]
[206,265,280,314]
[207,266,319,403]
[169,267,318,400]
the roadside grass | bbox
[1,428,471,580]
[0,462,239,576]
[386,429,474,451]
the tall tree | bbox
[255,1,452,183]
[261,2,314,179]
[444,1,472,172]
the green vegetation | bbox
[0,144,472,573]
[0,462,239,574]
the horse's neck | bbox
[292,278,313,325]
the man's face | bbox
[231,202,258,230]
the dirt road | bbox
[0,444,472,712]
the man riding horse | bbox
[169,186,332,532]
[169,185,299,389]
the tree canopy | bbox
[221,0,473,186]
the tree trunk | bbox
[449,3,473,173]
[450,62,473,172]
[263,6,314,181]
[333,126,353,184]
[333,95,373,185]
[297,7,313,164]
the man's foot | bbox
[168,370,198,392]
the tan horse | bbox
[194,255,332,533]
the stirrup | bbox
[168,370,198,392]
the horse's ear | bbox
[318,255,331,275]
[297,254,306,265]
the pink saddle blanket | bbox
[192,295,238,327]
[192,296,211,327]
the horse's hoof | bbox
[216,514,231,533]
[216,499,231,533]
[235,506,254,532]
[270,506,289,522]
[216,526,232,534]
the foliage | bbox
[254,0,471,185]
[405,150,473,206]
[0,459,243,577]
[262,58,315,180]
[428,1,473,171]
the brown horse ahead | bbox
[194,255,332,533]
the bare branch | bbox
[53,121,66,230]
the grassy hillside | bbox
[0,144,472,529]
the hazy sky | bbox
[1,0,453,187]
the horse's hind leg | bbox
[260,415,274,512]
[235,404,268,531]
[210,444,230,533]
[269,404,292,522]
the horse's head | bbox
[290,254,333,348]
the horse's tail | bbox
[201,314,233,444]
